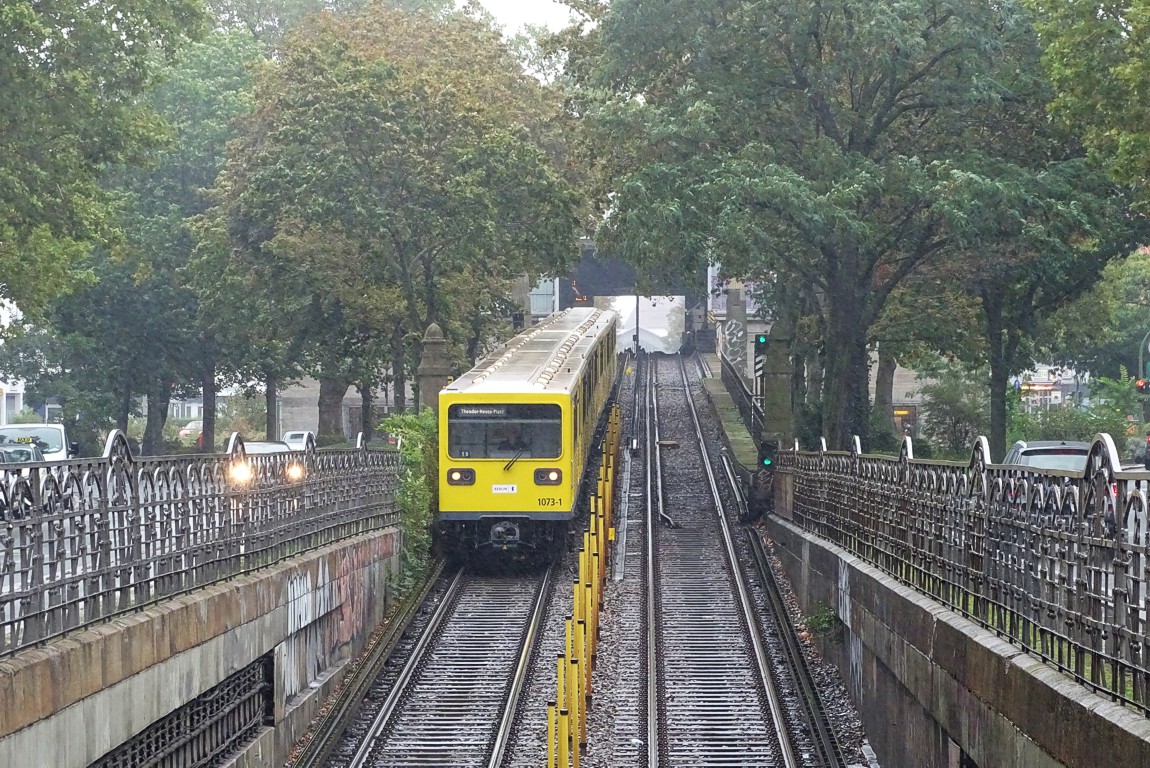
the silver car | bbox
[1001,440,1090,471]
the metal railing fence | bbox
[716,350,1149,714]
[0,430,401,656]
[719,353,763,441]
[779,435,1150,715]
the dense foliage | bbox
[0,0,206,319]
[1,0,1149,462]
[381,409,437,586]
[565,0,1134,454]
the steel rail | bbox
[346,568,468,768]
[288,559,447,768]
[719,451,846,766]
[747,523,847,768]
[675,354,801,768]
[643,355,661,768]
[487,563,556,768]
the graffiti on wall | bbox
[277,531,399,702]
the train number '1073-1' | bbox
[537,497,563,508]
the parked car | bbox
[1,445,46,463]
[281,431,313,451]
[178,421,203,443]
[1001,440,1091,471]
[0,424,78,461]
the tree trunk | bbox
[359,383,374,441]
[874,348,897,438]
[983,293,1011,461]
[822,294,872,450]
[115,382,132,433]
[265,374,277,441]
[317,377,349,444]
[391,333,408,414]
[202,364,217,453]
[142,377,171,456]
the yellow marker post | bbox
[558,708,570,768]
[547,701,557,768]
[570,656,584,755]
[557,652,566,710]
[591,551,602,644]
[565,618,573,665]
[577,618,590,704]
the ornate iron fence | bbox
[90,653,273,768]
[0,430,401,656]
[778,434,1150,715]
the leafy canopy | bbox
[0,0,206,316]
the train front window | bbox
[448,404,562,459]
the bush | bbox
[379,410,437,590]
[868,407,901,455]
[1007,372,1142,460]
[914,363,989,456]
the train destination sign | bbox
[456,406,508,418]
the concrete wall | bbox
[0,529,402,768]
[767,476,1150,767]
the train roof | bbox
[442,308,617,397]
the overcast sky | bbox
[477,0,574,34]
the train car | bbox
[438,307,619,559]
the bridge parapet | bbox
[0,430,401,656]
[776,430,1150,718]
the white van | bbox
[0,424,79,462]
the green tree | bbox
[1044,249,1150,381]
[1030,0,1150,209]
[203,6,582,441]
[97,30,268,454]
[577,0,1122,450]
[0,0,206,318]
[913,362,990,458]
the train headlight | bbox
[534,468,562,486]
[286,463,305,482]
[447,468,475,485]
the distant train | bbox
[437,307,619,559]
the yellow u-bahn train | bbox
[438,307,619,559]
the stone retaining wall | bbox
[0,529,402,768]
[763,493,1150,768]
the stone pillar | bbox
[416,323,452,415]
[762,318,794,444]
[724,285,748,384]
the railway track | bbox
[289,350,854,768]
[641,353,846,767]
[345,567,554,768]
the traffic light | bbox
[754,332,769,355]
[758,440,777,469]
[1137,379,1150,395]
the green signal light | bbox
[761,456,773,466]
[756,334,768,344]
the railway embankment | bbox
[763,510,1150,767]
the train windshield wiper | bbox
[503,448,527,472]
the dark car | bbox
[1001,440,1090,471]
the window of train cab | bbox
[446,403,562,460]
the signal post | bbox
[753,321,794,449]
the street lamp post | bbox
[1139,329,1150,383]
